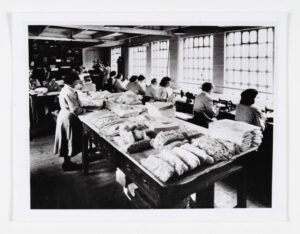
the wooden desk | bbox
[79,112,257,208]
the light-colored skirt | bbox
[53,109,82,157]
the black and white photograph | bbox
[10,12,288,222]
[28,24,275,209]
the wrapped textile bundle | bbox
[140,155,175,183]
[110,104,146,118]
[151,130,185,149]
[179,125,204,139]
[118,121,153,153]
[191,136,232,162]
[180,143,214,164]
[85,109,117,123]
[208,119,263,151]
[171,147,201,169]
[77,91,108,107]
[163,140,188,150]
[158,150,189,176]
[109,90,142,105]
[94,116,124,130]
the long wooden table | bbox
[79,112,257,208]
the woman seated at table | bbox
[193,82,219,127]
[137,75,146,92]
[82,76,96,92]
[114,73,127,92]
[235,88,265,129]
[157,77,172,101]
[126,75,145,95]
[54,73,86,171]
[145,78,158,101]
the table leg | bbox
[195,184,215,208]
[82,127,89,175]
[236,169,247,208]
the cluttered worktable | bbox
[77,91,261,208]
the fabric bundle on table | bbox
[77,91,109,107]
[208,119,263,152]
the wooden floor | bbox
[30,133,265,209]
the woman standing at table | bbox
[54,73,86,171]
[235,88,265,129]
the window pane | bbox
[227,58,233,69]
[234,45,241,57]
[268,28,274,42]
[234,32,241,44]
[267,58,273,72]
[250,30,257,43]
[249,72,258,86]
[194,37,199,47]
[241,58,249,70]
[227,33,234,45]
[249,44,258,57]
[234,58,241,70]
[258,29,267,43]
[249,58,258,71]
[258,43,267,57]
[242,44,249,57]
[227,46,233,57]
[267,43,273,57]
[199,37,203,46]
[258,58,267,71]
[242,31,249,43]
[204,36,210,46]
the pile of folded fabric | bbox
[77,91,107,107]
[109,90,142,105]
[109,104,146,118]
[86,110,125,136]
[208,119,263,152]
[140,142,215,183]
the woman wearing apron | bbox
[54,74,86,171]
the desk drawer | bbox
[119,159,161,204]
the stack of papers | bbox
[208,119,263,151]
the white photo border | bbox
[11,12,287,222]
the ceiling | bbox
[28,25,258,48]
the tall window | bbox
[111,47,121,73]
[129,46,147,76]
[151,40,170,79]
[180,35,214,87]
[224,27,274,102]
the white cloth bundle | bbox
[209,119,263,151]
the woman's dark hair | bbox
[129,75,138,83]
[240,89,258,106]
[115,73,122,79]
[151,78,157,85]
[202,82,213,92]
[110,71,117,77]
[64,73,79,85]
[138,75,146,81]
[159,77,171,87]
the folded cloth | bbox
[140,155,175,182]
[172,147,201,170]
[158,150,189,176]
[180,143,214,164]
[208,119,263,151]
